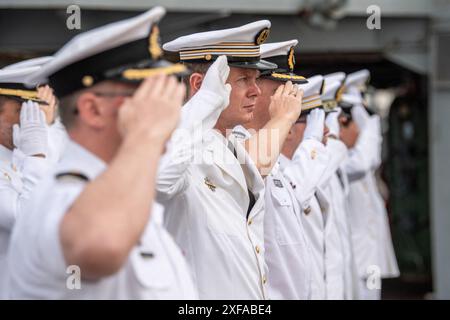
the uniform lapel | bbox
[316,186,331,227]
[204,130,248,195]
[231,135,265,219]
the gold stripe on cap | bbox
[270,73,306,81]
[181,48,260,55]
[302,94,321,103]
[180,53,260,61]
[217,42,255,46]
[122,63,188,80]
[302,97,322,110]
[0,88,41,101]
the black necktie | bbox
[228,140,256,219]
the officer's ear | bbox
[76,91,106,129]
[189,72,204,97]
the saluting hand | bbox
[118,74,186,147]
[37,85,58,125]
[268,81,303,125]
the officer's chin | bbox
[239,111,254,125]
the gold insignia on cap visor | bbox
[255,28,270,45]
[0,87,45,103]
[270,73,306,81]
[122,63,188,80]
[148,25,163,60]
[287,47,295,72]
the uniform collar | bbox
[277,153,291,171]
[0,144,13,163]
[57,140,106,180]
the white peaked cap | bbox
[3,56,54,70]
[261,39,298,58]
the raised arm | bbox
[60,75,185,279]
[0,101,51,229]
[243,82,303,177]
[156,56,231,199]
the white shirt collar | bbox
[277,153,291,171]
[57,140,106,180]
[0,144,12,163]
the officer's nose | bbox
[249,81,262,98]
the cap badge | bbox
[148,25,163,60]
[288,47,295,72]
[255,28,270,45]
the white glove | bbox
[200,55,232,111]
[351,104,370,130]
[178,56,232,133]
[303,108,325,142]
[325,107,341,138]
[13,100,48,157]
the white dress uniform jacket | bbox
[366,116,399,279]
[6,141,197,299]
[278,139,330,299]
[231,125,313,300]
[264,160,313,299]
[345,122,381,281]
[346,115,399,294]
[156,91,266,300]
[367,170,399,279]
[0,120,68,296]
[0,145,50,296]
[318,138,353,299]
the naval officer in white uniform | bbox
[158,22,303,299]
[232,39,313,299]
[6,7,198,299]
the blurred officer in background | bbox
[6,7,198,299]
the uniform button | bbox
[304,206,311,215]
[248,219,253,226]
[255,245,260,254]
[263,275,267,284]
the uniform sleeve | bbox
[319,138,348,187]
[156,90,225,201]
[47,118,69,165]
[282,138,329,212]
[369,115,383,170]
[7,178,85,294]
[36,182,84,276]
[0,178,19,229]
[344,120,380,182]
[0,152,51,230]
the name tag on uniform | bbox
[140,251,155,259]
[273,179,284,188]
